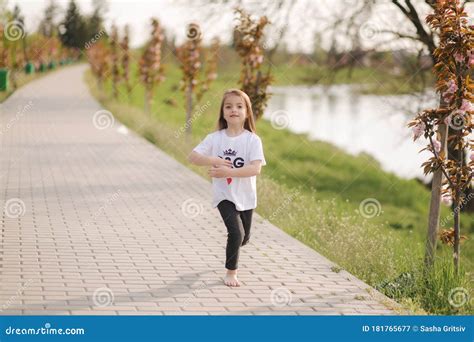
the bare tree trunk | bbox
[254,70,261,121]
[424,122,448,269]
[452,142,464,274]
[11,69,18,89]
[144,90,151,114]
[453,190,460,274]
[185,83,193,141]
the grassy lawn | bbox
[84,54,472,314]
[270,62,433,95]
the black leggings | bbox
[217,200,253,270]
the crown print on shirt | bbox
[223,148,237,156]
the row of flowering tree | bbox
[87,9,274,139]
[409,0,473,274]
[87,19,165,113]
[0,19,79,93]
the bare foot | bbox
[224,270,240,287]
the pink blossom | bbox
[469,50,474,67]
[442,79,458,101]
[459,99,472,112]
[445,79,458,94]
[441,195,452,207]
[412,122,425,141]
[444,114,452,125]
[454,52,464,63]
[432,139,441,153]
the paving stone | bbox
[0,65,404,315]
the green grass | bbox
[269,63,433,95]
[84,57,473,314]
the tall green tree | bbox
[59,0,87,49]
[88,0,108,37]
[38,0,58,38]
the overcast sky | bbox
[3,0,474,53]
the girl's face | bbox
[223,94,247,127]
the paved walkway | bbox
[0,64,402,315]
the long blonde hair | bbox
[216,89,256,133]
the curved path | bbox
[0,64,403,315]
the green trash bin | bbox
[39,63,46,72]
[0,68,9,91]
[25,62,35,74]
[48,61,56,70]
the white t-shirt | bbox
[193,129,266,211]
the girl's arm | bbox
[188,151,232,167]
[230,160,262,177]
[208,160,262,178]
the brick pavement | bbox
[0,64,405,315]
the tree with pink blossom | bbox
[110,23,120,99]
[120,25,132,98]
[86,40,110,90]
[408,0,473,274]
[176,23,219,138]
[138,18,165,114]
[233,7,273,121]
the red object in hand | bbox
[226,178,232,185]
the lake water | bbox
[263,85,439,183]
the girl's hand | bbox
[208,165,232,178]
[211,157,233,168]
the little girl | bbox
[188,89,266,287]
